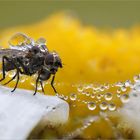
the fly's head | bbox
[44,52,62,74]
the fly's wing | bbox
[0,49,28,61]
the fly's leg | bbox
[51,75,57,93]
[3,71,18,85]
[40,81,45,94]
[33,73,40,95]
[11,70,19,92]
[16,58,30,75]
[0,56,23,82]
[0,56,23,92]
[0,56,7,82]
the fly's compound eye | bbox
[54,56,63,68]
[54,61,62,68]
[45,54,54,65]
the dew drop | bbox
[87,102,96,110]
[37,84,43,90]
[8,71,16,78]
[117,93,121,98]
[134,75,140,82]
[96,94,102,99]
[36,37,46,45]
[100,102,108,110]
[100,85,105,91]
[9,33,32,49]
[85,92,90,96]
[108,103,116,111]
[125,80,131,87]
[77,85,83,92]
[70,93,77,101]
[117,88,121,94]
[91,93,95,98]
[104,92,112,101]
[20,76,26,83]
[120,94,129,103]
[121,85,127,92]
[64,96,68,100]
[81,92,86,95]
[115,82,124,87]
[104,83,110,89]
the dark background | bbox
[0,0,140,29]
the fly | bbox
[0,33,62,95]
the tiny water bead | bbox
[8,71,16,78]
[108,103,116,111]
[117,88,121,94]
[125,80,131,87]
[96,94,102,99]
[104,83,110,89]
[121,85,127,92]
[77,85,84,92]
[104,92,113,101]
[20,76,26,83]
[36,37,47,45]
[117,93,121,98]
[120,94,130,103]
[133,75,140,82]
[87,102,96,110]
[91,93,95,98]
[99,102,108,110]
[115,82,124,87]
[70,93,77,101]
[85,92,90,96]
[99,85,105,91]
[63,96,69,100]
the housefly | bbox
[0,33,62,95]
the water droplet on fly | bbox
[36,37,47,45]
[104,92,112,101]
[108,103,116,111]
[120,94,129,103]
[70,93,77,101]
[100,102,108,110]
[87,102,96,110]
[9,33,32,49]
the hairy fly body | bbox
[0,33,62,95]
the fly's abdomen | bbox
[4,61,15,71]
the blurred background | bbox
[1,1,140,29]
